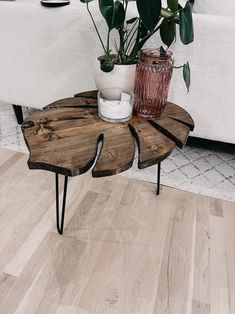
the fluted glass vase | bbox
[134,48,174,119]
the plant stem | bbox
[124,0,128,15]
[118,27,125,63]
[106,31,110,57]
[85,1,107,55]
[124,21,139,56]
[128,26,141,62]
[141,24,161,43]
[124,17,139,44]
[128,21,162,61]
[118,0,128,62]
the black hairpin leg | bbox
[156,162,161,195]
[12,105,24,125]
[55,173,68,235]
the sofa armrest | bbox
[192,12,235,48]
[165,13,235,143]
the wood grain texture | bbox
[192,300,211,314]
[193,196,210,305]
[0,148,235,314]
[210,215,230,314]
[153,191,197,314]
[223,201,235,314]
[22,91,194,177]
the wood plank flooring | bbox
[0,148,234,314]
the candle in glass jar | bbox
[98,89,134,122]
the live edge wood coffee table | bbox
[22,90,194,234]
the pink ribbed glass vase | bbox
[134,48,174,119]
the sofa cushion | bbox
[193,0,235,16]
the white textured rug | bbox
[0,104,235,202]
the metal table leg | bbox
[54,162,160,234]
[55,173,68,235]
[156,162,161,195]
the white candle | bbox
[98,91,133,122]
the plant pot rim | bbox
[97,55,137,66]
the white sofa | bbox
[0,0,235,144]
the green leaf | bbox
[98,0,125,31]
[139,22,148,39]
[160,45,166,55]
[167,0,178,12]
[112,1,125,29]
[98,0,113,28]
[179,1,194,44]
[183,61,191,92]
[160,19,176,47]
[136,0,161,32]
[161,8,176,20]
[100,58,115,72]
[126,17,138,24]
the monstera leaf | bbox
[99,0,125,30]
[136,0,161,32]
[100,58,115,72]
[167,0,178,12]
[183,61,191,92]
[179,1,194,44]
[160,19,176,47]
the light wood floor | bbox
[0,148,234,314]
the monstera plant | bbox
[80,0,194,91]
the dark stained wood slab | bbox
[129,119,175,169]
[22,91,194,177]
[163,102,194,131]
[150,116,190,149]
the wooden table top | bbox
[22,90,194,177]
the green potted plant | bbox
[80,0,194,92]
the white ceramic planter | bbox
[94,58,136,91]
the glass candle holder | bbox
[98,88,134,123]
[134,48,174,119]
